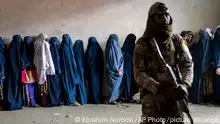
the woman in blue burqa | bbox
[47,37,64,106]
[120,33,137,101]
[73,40,87,105]
[105,34,124,104]
[191,28,214,104]
[59,34,81,106]
[4,35,29,110]
[22,36,37,107]
[0,37,6,106]
[85,37,104,104]
[213,26,220,102]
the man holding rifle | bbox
[133,2,193,124]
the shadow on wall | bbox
[99,41,106,53]
[3,38,11,48]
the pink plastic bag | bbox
[22,69,38,84]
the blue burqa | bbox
[73,40,87,105]
[23,36,37,107]
[191,31,213,104]
[213,27,220,101]
[5,35,29,110]
[121,33,136,101]
[0,37,6,102]
[105,34,124,103]
[59,34,80,105]
[24,36,34,66]
[0,37,6,81]
[47,37,64,106]
[85,37,104,104]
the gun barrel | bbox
[182,100,194,124]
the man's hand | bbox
[1,76,5,80]
[146,81,160,95]
[174,84,188,100]
[216,68,220,75]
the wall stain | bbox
[193,5,196,9]
[53,29,63,35]
[3,37,11,48]
[61,0,64,8]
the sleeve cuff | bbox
[215,61,220,68]
[182,81,190,88]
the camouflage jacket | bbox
[133,34,193,94]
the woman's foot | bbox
[70,101,81,106]
[109,101,117,105]
[32,104,41,107]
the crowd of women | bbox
[184,26,220,105]
[0,33,138,111]
[0,25,220,111]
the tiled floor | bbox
[0,103,219,124]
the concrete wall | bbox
[0,0,219,48]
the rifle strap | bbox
[152,39,167,65]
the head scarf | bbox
[73,40,84,68]
[24,36,34,65]
[143,2,173,44]
[61,34,75,59]
[122,33,136,54]
[214,26,220,47]
[49,37,61,74]
[34,33,49,52]
[105,34,123,68]
[10,35,29,69]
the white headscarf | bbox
[205,28,214,38]
[34,33,55,84]
[200,28,214,39]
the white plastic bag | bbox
[132,92,140,103]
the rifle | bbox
[153,39,193,124]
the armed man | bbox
[133,2,193,124]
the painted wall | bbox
[0,0,219,99]
[0,0,219,48]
